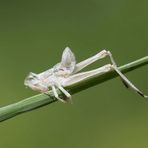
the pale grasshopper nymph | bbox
[24,47,148,103]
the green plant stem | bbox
[0,56,147,122]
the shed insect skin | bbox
[24,47,148,103]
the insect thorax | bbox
[53,63,74,77]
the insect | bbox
[24,47,148,103]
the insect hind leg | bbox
[107,51,148,98]
[63,64,113,87]
[74,50,110,73]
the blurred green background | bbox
[0,0,148,147]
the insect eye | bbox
[28,77,34,80]
[27,73,38,81]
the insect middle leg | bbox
[57,84,72,103]
[51,86,66,103]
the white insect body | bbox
[24,47,147,102]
